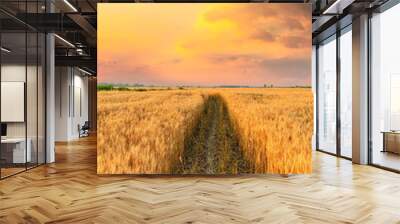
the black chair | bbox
[79,121,90,138]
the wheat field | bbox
[97,88,313,174]
[97,90,206,174]
[220,88,313,174]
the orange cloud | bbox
[98,3,311,86]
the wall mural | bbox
[97,3,313,174]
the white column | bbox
[45,0,56,163]
[352,14,369,164]
[46,33,55,163]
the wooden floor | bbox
[372,150,400,171]
[1,136,400,223]
[1,167,26,178]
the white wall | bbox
[55,67,89,141]
[1,63,46,164]
[1,82,25,122]
[72,73,89,138]
[1,65,39,138]
[1,65,26,139]
[1,64,25,81]
[55,67,70,141]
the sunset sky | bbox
[98,3,311,86]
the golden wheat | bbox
[220,88,313,174]
[97,90,206,174]
[97,88,313,174]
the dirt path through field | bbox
[205,96,218,174]
[175,94,251,174]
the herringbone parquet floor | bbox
[1,136,400,224]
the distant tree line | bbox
[97,83,145,91]
[97,83,311,90]
[263,84,311,88]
